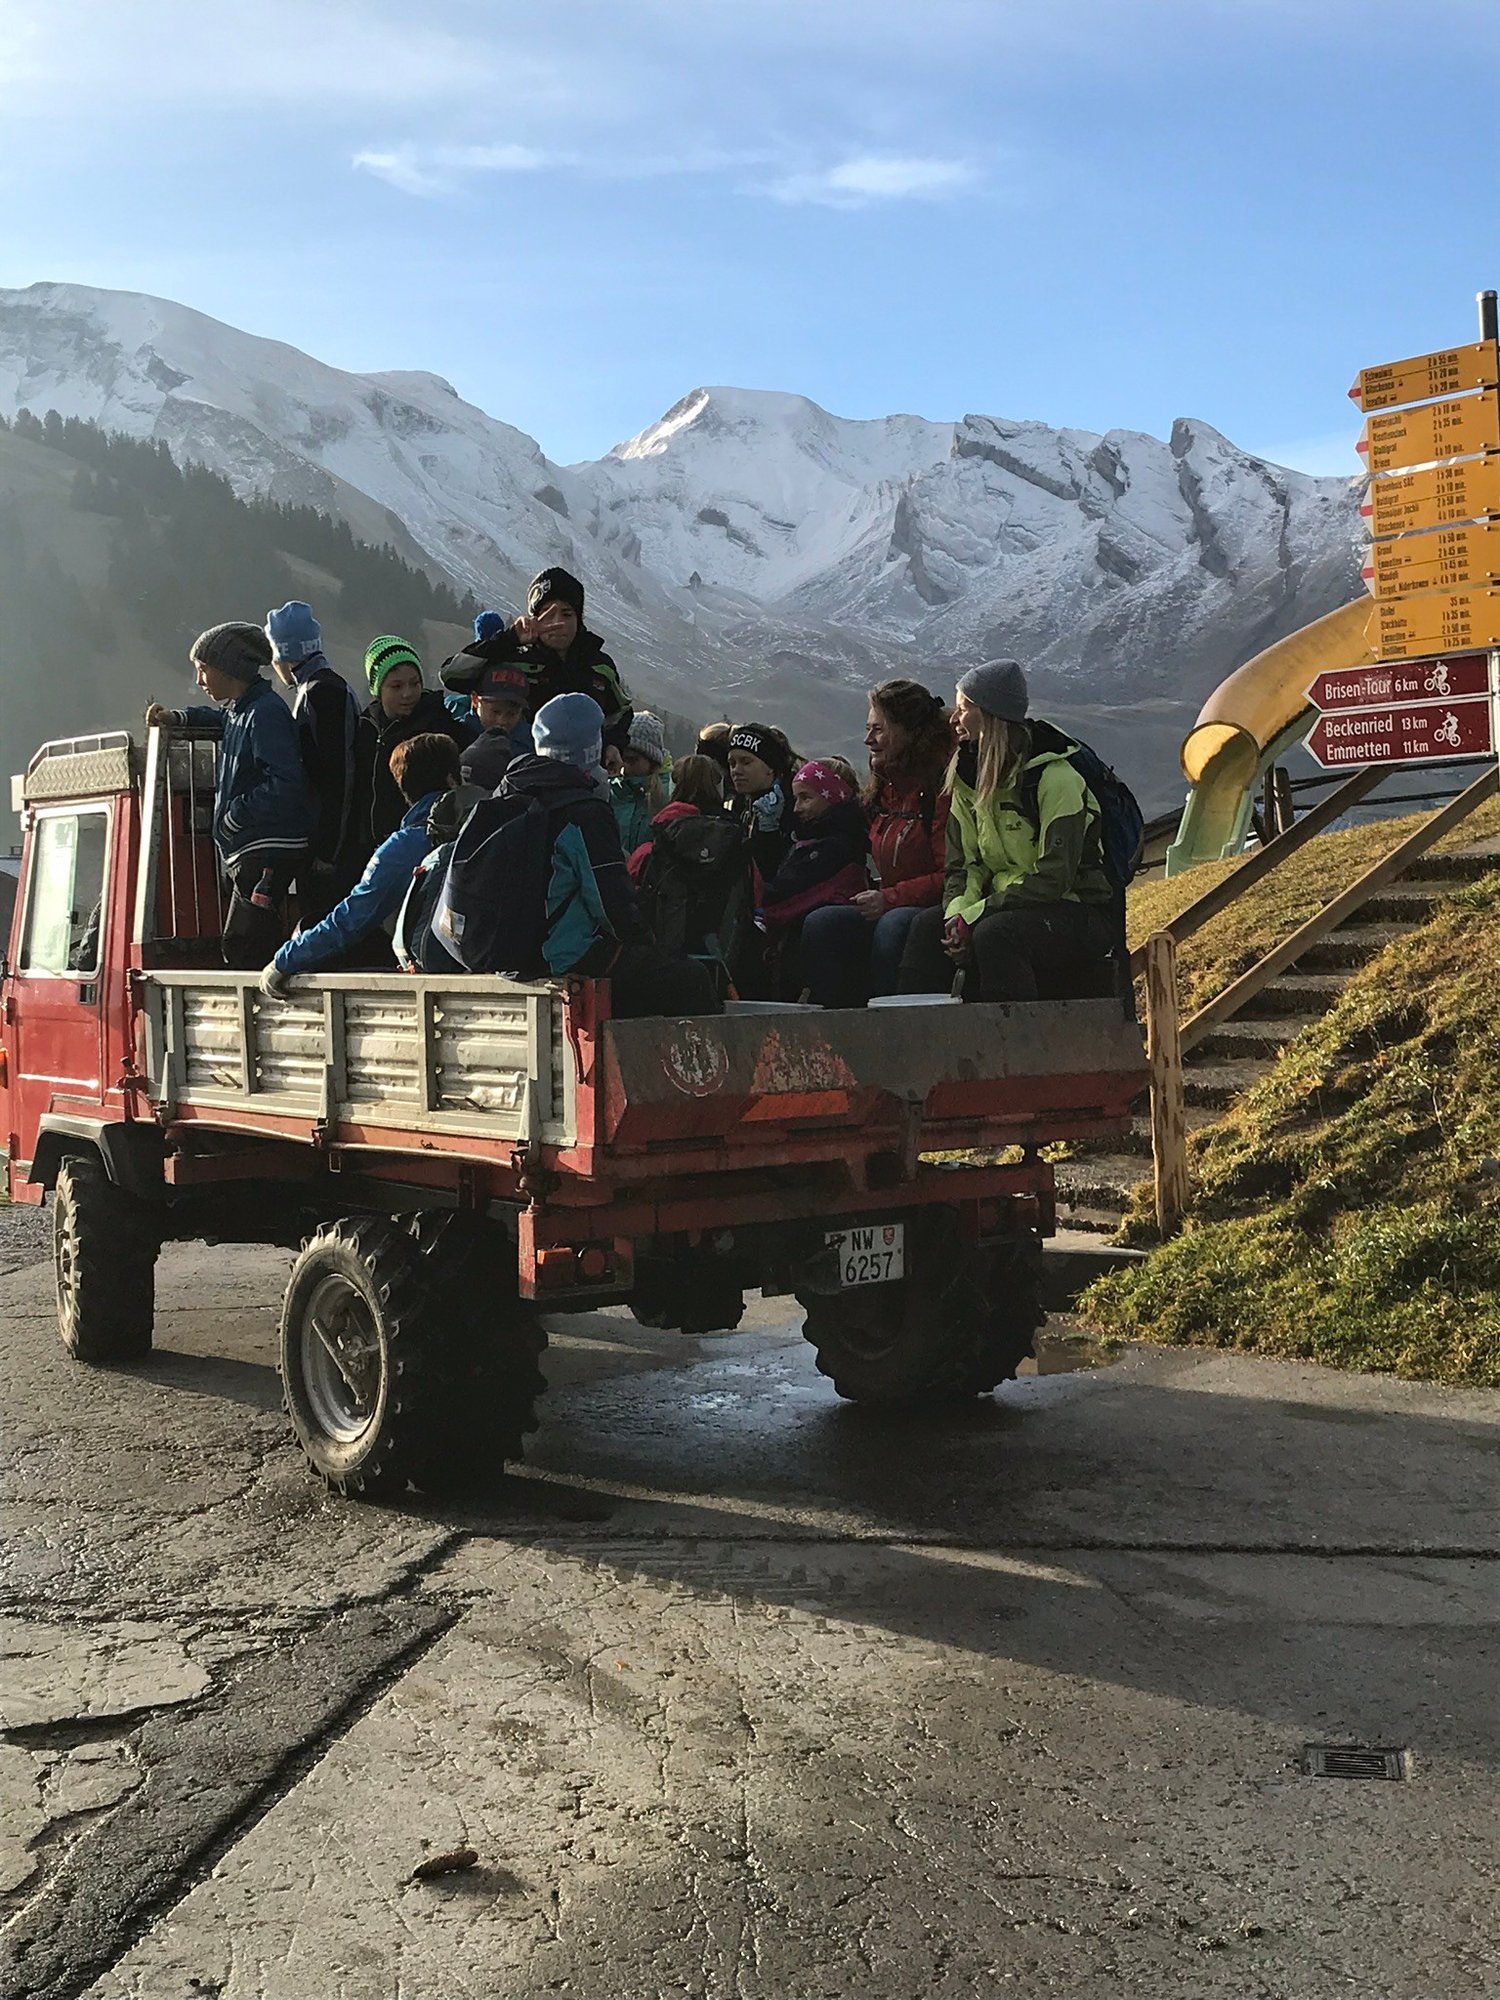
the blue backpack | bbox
[1021,722,1144,892]
[432,790,554,975]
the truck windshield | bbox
[21,809,108,976]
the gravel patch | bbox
[0,1198,52,1275]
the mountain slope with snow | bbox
[0,282,1363,805]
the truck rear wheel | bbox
[280,1216,549,1498]
[54,1152,160,1365]
[280,1218,446,1498]
[409,1219,548,1494]
[799,1213,1041,1405]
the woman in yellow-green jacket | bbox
[896,658,1116,1002]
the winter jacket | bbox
[179,675,312,872]
[462,723,530,793]
[762,798,870,929]
[356,691,478,847]
[944,740,1112,927]
[609,772,670,856]
[273,789,444,978]
[440,624,633,755]
[867,770,951,910]
[497,753,642,975]
[733,776,797,883]
[286,654,362,873]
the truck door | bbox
[4,803,111,1187]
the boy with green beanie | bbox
[355,634,476,846]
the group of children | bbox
[147,560,1124,1017]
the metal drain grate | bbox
[1302,1745,1408,1781]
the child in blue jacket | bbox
[259,735,476,992]
[147,622,312,967]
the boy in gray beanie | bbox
[146,623,312,966]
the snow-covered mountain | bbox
[0,282,1363,805]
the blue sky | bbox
[2,0,1497,473]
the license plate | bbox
[825,1223,905,1288]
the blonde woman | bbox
[896,660,1115,1002]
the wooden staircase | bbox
[1057,839,1499,1235]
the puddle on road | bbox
[1017,1331,1123,1376]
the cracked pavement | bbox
[0,1231,1497,1997]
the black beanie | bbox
[727,723,789,773]
[527,567,585,619]
[190,621,272,682]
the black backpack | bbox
[394,840,463,973]
[636,815,751,975]
[1019,721,1144,891]
[432,790,554,975]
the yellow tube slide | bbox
[1166,599,1374,873]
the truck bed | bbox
[142,972,1146,1177]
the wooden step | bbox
[1188,1014,1323,1060]
[1182,1060,1270,1109]
[1417,847,1500,880]
[1234,971,1346,1020]
[1053,1152,1145,1220]
[1293,923,1417,970]
[1342,881,1453,923]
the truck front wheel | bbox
[54,1152,160,1365]
[799,1213,1041,1405]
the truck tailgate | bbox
[601,1000,1144,1154]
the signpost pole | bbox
[1481,290,1499,344]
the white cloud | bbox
[766,154,979,208]
[353,143,552,199]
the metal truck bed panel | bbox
[602,1000,1145,1146]
[143,972,574,1145]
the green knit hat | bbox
[365,634,422,696]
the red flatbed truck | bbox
[0,726,1147,1497]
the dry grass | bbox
[1129,796,1500,1015]
[1085,869,1500,1385]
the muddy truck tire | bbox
[54,1151,161,1365]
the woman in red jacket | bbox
[798,679,953,1007]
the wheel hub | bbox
[301,1275,383,1443]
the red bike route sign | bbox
[1305,653,1490,713]
[1306,697,1493,768]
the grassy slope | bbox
[1128,795,1500,1014]
[1087,823,1500,1385]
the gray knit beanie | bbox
[957,658,1029,722]
[627,710,667,767]
[190,621,272,682]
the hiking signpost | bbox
[1305,293,1500,771]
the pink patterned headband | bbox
[794,760,854,804]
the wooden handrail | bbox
[1128,764,1385,978]
[1180,764,1499,1053]
[1143,932,1189,1238]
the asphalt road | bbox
[0,1227,1497,1999]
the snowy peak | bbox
[0,280,1364,806]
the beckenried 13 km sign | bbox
[1308,701,1492,767]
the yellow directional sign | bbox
[1350,339,1498,412]
[1359,391,1500,475]
[1364,453,1500,538]
[1367,585,1500,661]
[1365,519,1500,598]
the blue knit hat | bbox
[532,693,603,772]
[265,601,322,664]
[474,610,504,643]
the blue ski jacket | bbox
[273,790,442,977]
[180,675,312,871]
